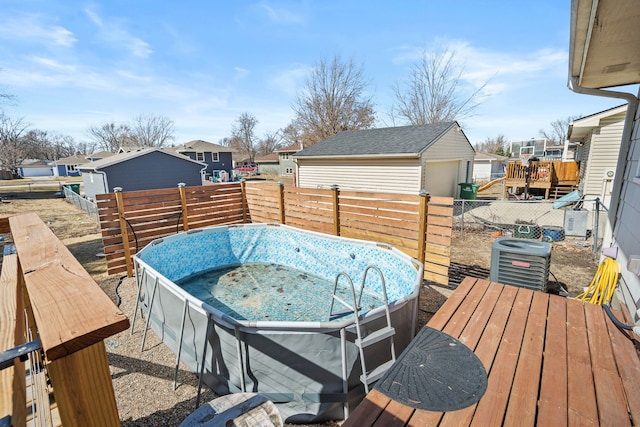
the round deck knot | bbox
[375,326,487,412]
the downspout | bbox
[567,77,639,230]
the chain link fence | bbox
[63,185,99,222]
[453,197,607,257]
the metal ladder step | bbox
[355,326,395,349]
[360,359,396,386]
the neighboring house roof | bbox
[275,144,303,153]
[20,159,51,167]
[173,140,235,153]
[78,148,206,171]
[87,151,115,160]
[255,153,279,163]
[54,154,89,166]
[474,152,508,162]
[568,104,627,141]
[294,122,465,158]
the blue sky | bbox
[0,1,625,148]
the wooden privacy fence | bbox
[0,213,129,426]
[97,182,454,286]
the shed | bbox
[293,122,475,196]
[473,152,507,182]
[18,159,53,177]
[78,148,206,200]
[254,153,280,176]
[567,104,626,208]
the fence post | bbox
[417,190,430,266]
[460,199,465,238]
[240,180,248,223]
[278,182,286,224]
[114,187,133,277]
[331,185,340,236]
[178,183,189,232]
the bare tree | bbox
[291,55,375,146]
[257,130,282,157]
[86,122,133,152]
[0,69,16,107]
[130,113,175,147]
[0,113,30,176]
[474,134,509,155]
[392,47,489,125]
[539,115,582,145]
[22,130,76,160]
[231,112,259,163]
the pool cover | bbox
[375,326,487,412]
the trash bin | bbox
[68,183,80,194]
[458,183,479,200]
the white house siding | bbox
[419,128,475,195]
[613,101,640,321]
[582,112,625,206]
[473,163,492,181]
[296,158,423,194]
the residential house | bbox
[569,0,640,321]
[86,151,115,162]
[52,154,88,177]
[473,152,507,182]
[293,122,475,197]
[78,148,206,200]
[275,145,301,176]
[171,140,234,180]
[567,104,627,208]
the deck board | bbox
[343,277,640,427]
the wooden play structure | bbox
[477,160,580,199]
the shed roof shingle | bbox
[294,122,459,158]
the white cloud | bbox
[84,8,153,58]
[0,15,76,47]
[234,67,250,80]
[270,65,309,95]
[256,1,305,24]
[27,56,76,72]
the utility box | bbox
[564,209,589,237]
[490,238,551,292]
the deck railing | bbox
[95,182,454,286]
[0,213,130,426]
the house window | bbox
[281,153,290,160]
[211,152,219,162]
[66,164,77,172]
[196,152,204,162]
[285,167,294,175]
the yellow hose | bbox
[575,256,619,305]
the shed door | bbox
[424,160,460,197]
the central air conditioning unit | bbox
[490,238,552,292]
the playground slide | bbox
[478,176,506,192]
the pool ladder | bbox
[329,266,396,394]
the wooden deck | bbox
[343,277,640,426]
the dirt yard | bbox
[0,190,600,425]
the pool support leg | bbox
[140,276,158,352]
[173,299,189,390]
[196,312,213,409]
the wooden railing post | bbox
[331,185,340,236]
[178,183,189,232]
[417,189,430,266]
[114,187,133,277]
[240,180,248,223]
[278,182,286,224]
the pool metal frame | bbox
[131,223,423,421]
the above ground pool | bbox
[133,223,423,422]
